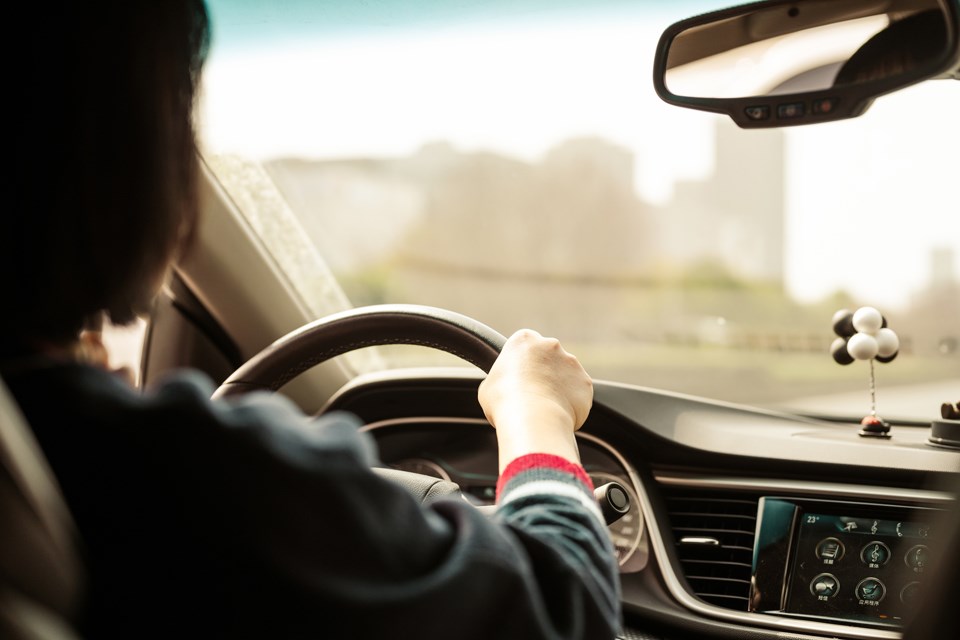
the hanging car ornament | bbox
[830,307,899,437]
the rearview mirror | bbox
[654,0,960,127]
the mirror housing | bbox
[653,0,960,128]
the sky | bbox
[201,0,960,311]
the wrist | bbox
[487,395,574,434]
[491,400,581,473]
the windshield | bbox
[199,0,959,421]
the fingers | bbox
[479,328,593,432]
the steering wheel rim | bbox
[212,304,507,399]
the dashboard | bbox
[323,367,960,640]
[364,416,648,573]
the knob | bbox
[594,481,630,525]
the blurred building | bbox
[651,119,785,287]
[263,126,787,339]
[902,247,960,357]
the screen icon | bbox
[816,537,844,564]
[810,573,840,600]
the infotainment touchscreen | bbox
[751,498,941,628]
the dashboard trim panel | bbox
[655,474,955,505]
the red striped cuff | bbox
[496,453,594,502]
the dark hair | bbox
[4,1,210,351]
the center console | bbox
[751,498,941,629]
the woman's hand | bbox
[478,329,593,472]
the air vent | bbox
[662,487,759,611]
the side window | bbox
[100,319,148,387]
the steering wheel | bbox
[211,304,507,504]
[212,304,507,399]
[211,303,630,523]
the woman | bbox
[2,2,620,638]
